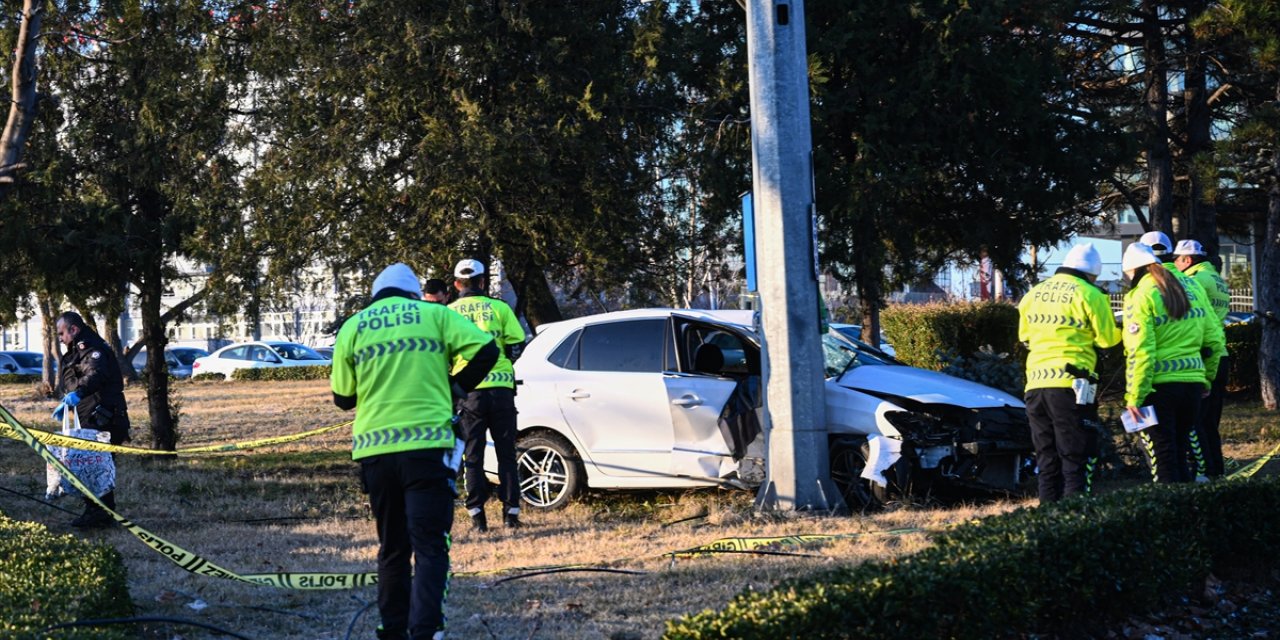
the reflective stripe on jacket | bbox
[1185,261,1231,322]
[1018,272,1121,391]
[1122,270,1225,406]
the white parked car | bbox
[487,309,1033,510]
[191,341,330,379]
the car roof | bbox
[0,350,41,355]
[534,308,754,337]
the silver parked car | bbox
[487,309,1034,511]
[131,347,211,379]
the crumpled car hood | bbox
[836,365,1024,409]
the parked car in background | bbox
[131,347,211,379]
[1225,311,1255,325]
[313,347,335,359]
[493,309,1033,511]
[0,351,45,376]
[191,341,330,379]
[829,323,897,357]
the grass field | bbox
[0,380,1274,639]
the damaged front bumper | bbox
[863,406,1034,494]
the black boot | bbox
[70,493,115,529]
[503,508,521,529]
[469,509,488,533]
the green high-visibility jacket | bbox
[1018,272,1121,391]
[1122,269,1225,407]
[331,296,494,460]
[1184,261,1232,322]
[449,293,526,389]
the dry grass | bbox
[1,380,1274,639]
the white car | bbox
[487,309,1033,510]
[191,341,330,379]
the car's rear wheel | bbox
[829,438,889,512]
[516,433,583,510]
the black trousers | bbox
[1139,382,1203,484]
[1193,354,1229,477]
[458,387,520,513]
[360,449,455,639]
[1026,388,1090,503]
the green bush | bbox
[190,372,227,382]
[937,346,1025,396]
[0,510,134,639]
[231,365,331,381]
[0,374,39,385]
[1224,321,1261,394]
[880,301,1024,372]
[664,478,1280,639]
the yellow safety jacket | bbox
[1184,261,1231,322]
[449,293,526,390]
[1018,271,1121,391]
[332,296,494,460]
[1122,270,1225,406]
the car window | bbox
[0,355,16,371]
[680,325,755,375]
[248,346,280,363]
[547,330,582,369]
[269,343,324,361]
[172,350,207,365]
[221,346,250,360]
[579,319,667,373]
[8,353,41,368]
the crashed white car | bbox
[486,309,1033,510]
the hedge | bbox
[665,478,1280,639]
[880,301,1022,371]
[0,510,134,639]
[230,364,332,381]
[0,374,39,385]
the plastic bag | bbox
[44,407,116,500]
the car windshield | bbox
[172,350,206,365]
[7,353,41,367]
[822,332,896,378]
[269,343,325,361]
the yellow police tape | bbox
[0,416,351,456]
[664,528,925,559]
[1227,441,1280,481]
[0,404,378,590]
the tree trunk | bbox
[1184,2,1219,259]
[856,267,882,349]
[38,291,58,395]
[0,0,43,189]
[1144,1,1174,236]
[139,268,176,450]
[507,258,562,332]
[1259,80,1280,411]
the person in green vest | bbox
[1121,243,1223,484]
[1173,239,1232,479]
[449,258,528,531]
[332,263,498,640]
[1018,244,1120,503]
[1139,232,1228,479]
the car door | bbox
[554,318,677,478]
[665,320,752,479]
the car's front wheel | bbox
[829,438,889,512]
[516,433,583,510]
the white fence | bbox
[1109,288,1253,313]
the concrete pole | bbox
[746,0,844,513]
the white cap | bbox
[454,259,485,279]
[1173,239,1206,256]
[1138,231,1173,254]
[1122,243,1159,272]
[371,263,422,298]
[1061,243,1102,277]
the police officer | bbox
[1139,232,1228,478]
[1018,244,1120,503]
[51,312,130,528]
[1121,244,1224,483]
[331,263,498,640]
[449,258,526,531]
[1173,239,1232,479]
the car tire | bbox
[516,432,583,510]
[829,438,889,512]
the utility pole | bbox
[746,0,844,513]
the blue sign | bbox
[742,192,757,292]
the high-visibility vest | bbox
[1018,272,1120,391]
